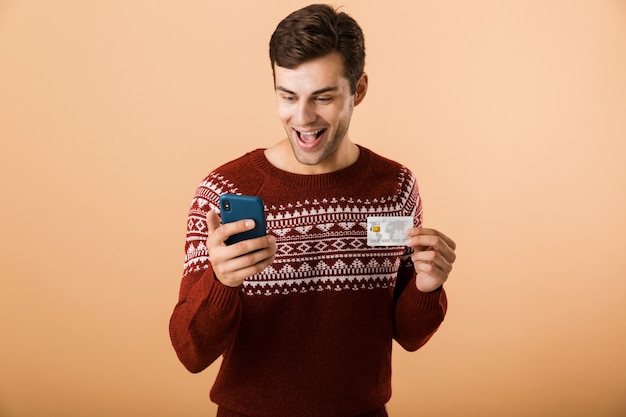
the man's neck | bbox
[264,139,360,175]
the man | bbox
[170,4,456,417]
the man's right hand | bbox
[205,210,277,287]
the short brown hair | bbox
[269,4,365,94]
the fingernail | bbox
[245,220,255,228]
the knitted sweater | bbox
[169,146,447,417]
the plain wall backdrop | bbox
[1,1,625,416]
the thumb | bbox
[206,210,221,235]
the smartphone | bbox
[219,194,267,245]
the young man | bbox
[170,4,456,417]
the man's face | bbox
[274,52,363,173]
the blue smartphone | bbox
[219,194,267,245]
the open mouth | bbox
[295,128,326,146]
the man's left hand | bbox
[406,228,457,292]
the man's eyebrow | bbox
[276,86,339,95]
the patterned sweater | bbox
[169,146,447,417]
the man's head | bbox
[269,4,365,94]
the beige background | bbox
[1,1,625,416]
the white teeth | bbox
[299,129,322,136]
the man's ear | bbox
[354,72,368,106]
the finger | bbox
[210,218,257,245]
[407,233,457,263]
[217,254,276,287]
[212,235,277,286]
[427,237,456,265]
[408,228,456,250]
[206,210,221,235]
[225,234,274,259]
[407,228,456,251]
[412,257,452,291]
[412,250,453,274]
[415,269,447,292]
[222,236,277,272]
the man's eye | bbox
[316,97,331,103]
[283,96,296,102]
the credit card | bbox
[366,216,413,246]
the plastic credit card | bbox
[366,216,413,246]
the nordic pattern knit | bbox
[169,146,447,417]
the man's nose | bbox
[294,101,316,125]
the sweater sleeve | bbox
[391,166,447,351]
[169,266,242,373]
[168,182,242,373]
[392,260,448,352]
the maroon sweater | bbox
[169,146,447,417]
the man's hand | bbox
[206,210,277,287]
[405,228,456,292]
